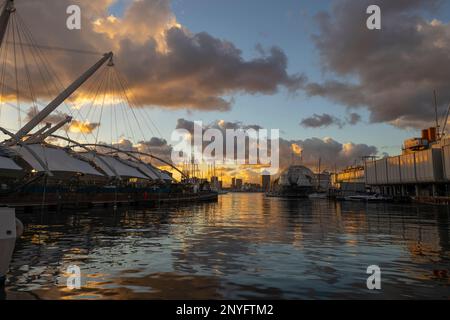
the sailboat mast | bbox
[318,157,321,189]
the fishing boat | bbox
[0,0,217,210]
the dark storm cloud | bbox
[304,0,450,128]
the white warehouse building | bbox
[365,138,450,197]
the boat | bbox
[266,165,314,198]
[0,208,23,287]
[343,194,392,202]
[308,192,327,199]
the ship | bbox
[266,165,314,198]
[0,0,217,210]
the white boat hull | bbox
[308,193,327,199]
[0,208,20,286]
[344,195,391,202]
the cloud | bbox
[300,112,362,128]
[99,118,378,182]
[99,136,173,165]
[25,106,68,125]
[7,0,304,112]
[279,137,377,169]
[300,113,344,128]
[137,137,173,163]
[25,106,100,134]
[176,118,263,134]
[68,119,100,134]
[347,112,361,125]
[174,118,265,163]
[304,0,450,129]
[173,118,377,170]
[140,137,168,147]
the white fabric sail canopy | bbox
[0,156,22,171]
[122,159,173,181]
[79,153,116,177]
[157,169,173,181]
[99,156,149,179]
[12,145,104,176]
[121,159,159,180]
[79,153,149,179]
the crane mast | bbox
[0,0,114,145]
[11,52,113,143]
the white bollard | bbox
[0,207,18,286]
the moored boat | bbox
[0,208,23,287]
[343,194,392,202]
[266,165,314,198]
[308,192,328,199]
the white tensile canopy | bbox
[12,144,104,176]
[0,156,22,171]
[79,153,149,179]
[121,159,173,182]
[79,152,116,177]
[120,159,160,180]
[157,169,173,181]
[0,146,23,173]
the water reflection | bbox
[5,193,450,299]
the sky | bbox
[106,0,450,155]
[1,0,450,181]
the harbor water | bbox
[3,193,450,299]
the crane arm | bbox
[12,52,113,143]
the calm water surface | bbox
[4,193,450,299]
